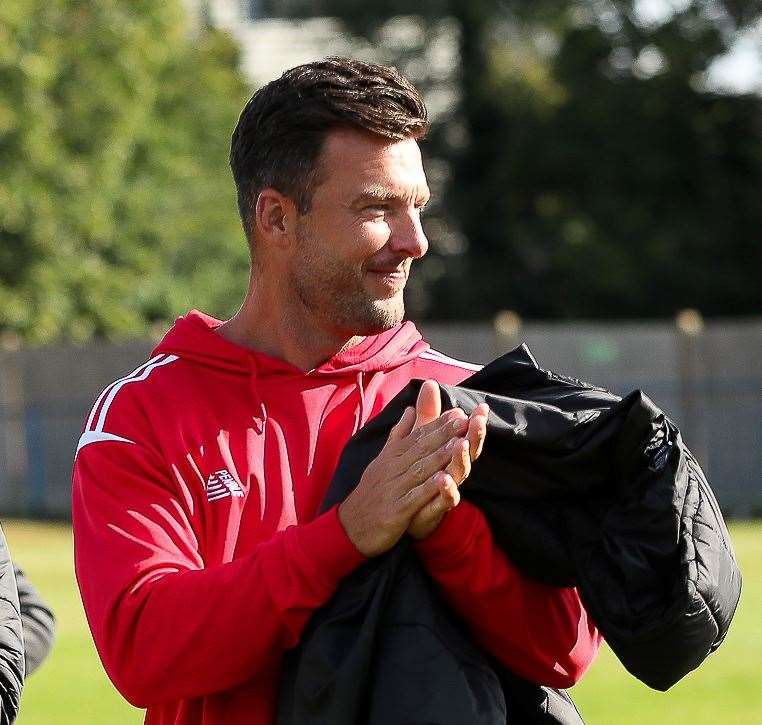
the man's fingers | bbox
[409,406,465,444]
[398,471,446,514]
[466,406,488,461]
[391,436,461,499]
[437,472,460,509]
[387,406,416,444]
[411,474,459,522]
[414,380,441,429]
[398,408,468,469]
[446,438,471,485]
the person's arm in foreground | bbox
[73,406,469,707]
[0,526,23,725]
[408,383,602,688]
[14,566,56,676]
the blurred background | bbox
[1,0,760,723]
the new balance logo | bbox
[206,469,244,502]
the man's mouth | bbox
[368,268,406,278]
[366,261,407,277]
[366,265,408,293]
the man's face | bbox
[288,127,430,336]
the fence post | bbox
[493,310,523,356]
[675,309,709,471]
[0,345,29,515]
[24,405,47,517]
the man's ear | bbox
[253,188,298,248]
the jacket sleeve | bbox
[72,439,365,708]
[414,501,602,688]
[14,567,55,676]
[0,526,23,725]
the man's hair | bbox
[229,57,429,242]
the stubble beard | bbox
[291,226,405,336]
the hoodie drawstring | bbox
[249,362,269,435]
[353,371,367,435]
[250,368,368,438]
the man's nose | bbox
[389,211,429,259]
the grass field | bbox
[3,520,761,724]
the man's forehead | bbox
[352,183,431,205]
[319,128,428,192]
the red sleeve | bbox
[414,501,602,688]
[72,440,365,707]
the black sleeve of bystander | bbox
[14,567,55,676]
[0,526,24,725]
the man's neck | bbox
[217,281,364,372]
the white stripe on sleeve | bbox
[419,349,482,372]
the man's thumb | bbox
[414,379,441,428]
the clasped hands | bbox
[338,380,489,558]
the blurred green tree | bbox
[270,0,762,319]
[0,0,250,343]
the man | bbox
[73,58,600,724]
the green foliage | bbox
[0,0,250,343]
[446,1,762,319]
[273,0,762,320]
[3,1,760,338]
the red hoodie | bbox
[72,310,600,724]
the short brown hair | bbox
[229,57,429,242]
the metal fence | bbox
[1,317,760,518]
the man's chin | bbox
[354,299,405,335]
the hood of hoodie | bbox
[153,310,430,382]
